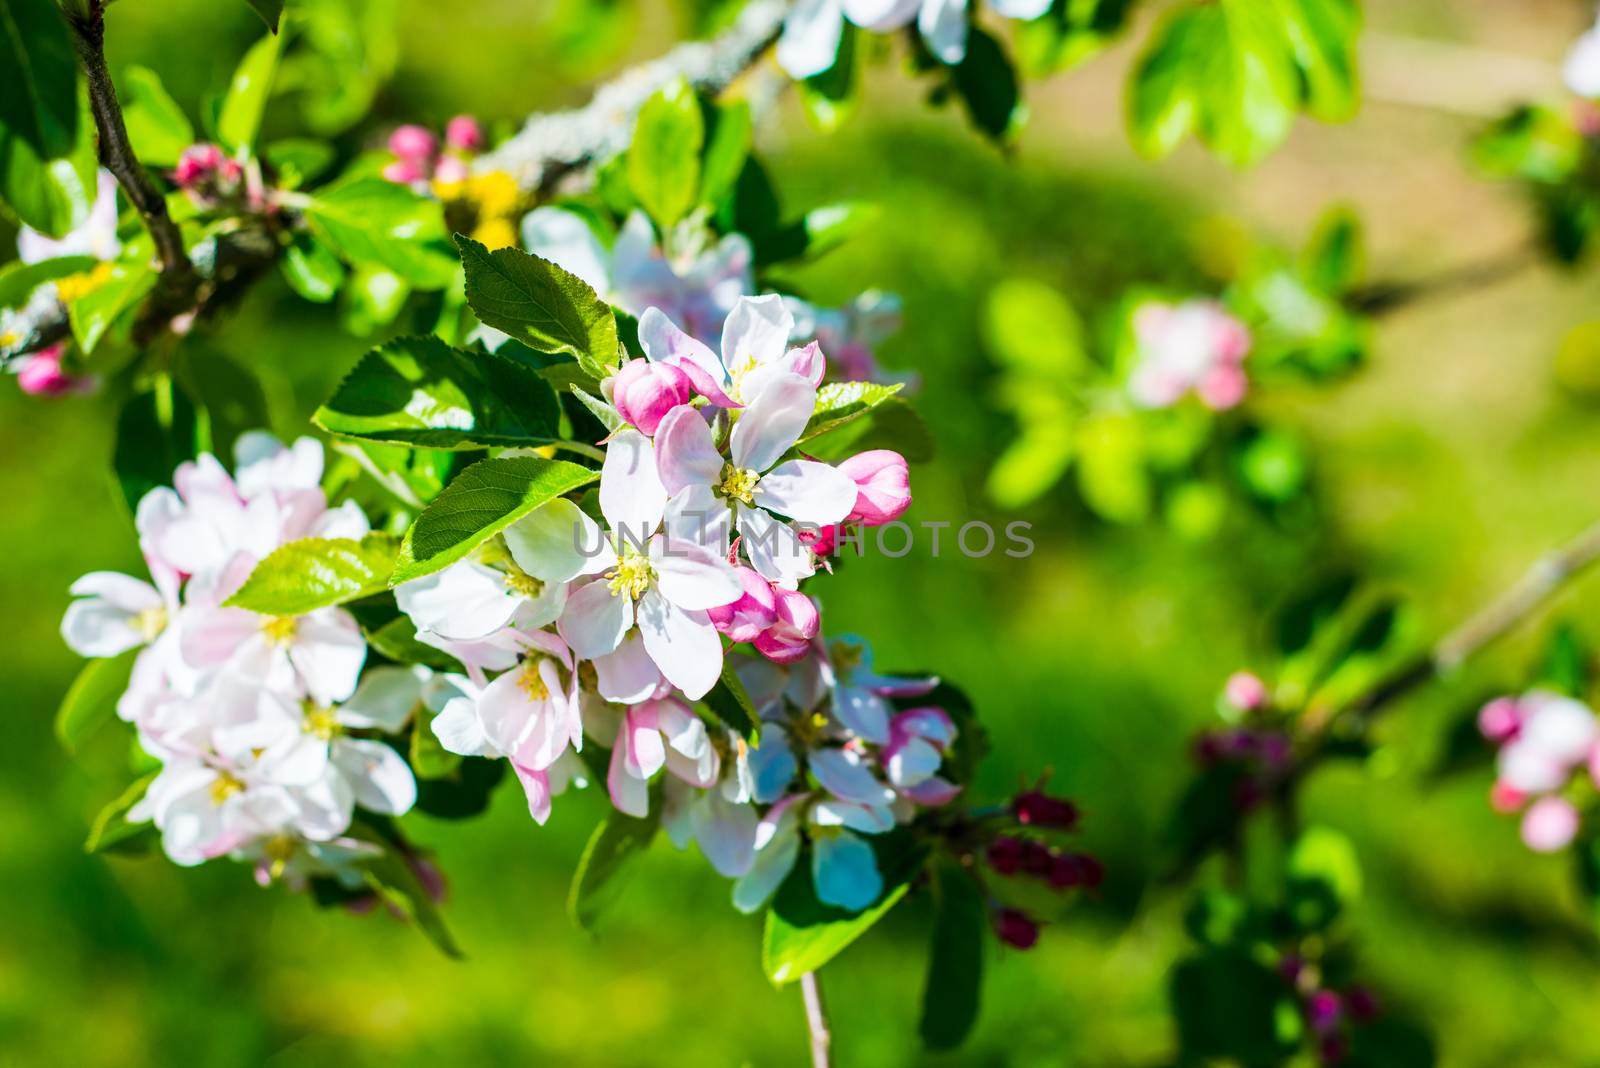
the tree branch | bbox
[1350,240,1541,317]
[800,971,831,1068]
[64,1,194,285]
[475,0,789,196]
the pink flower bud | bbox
[1307,990,1343,1033]
[801,524,840,557]
[1013,790,1078,830]
[433,155,469,184]
[838,449,911,526]
[986,836,1023,875]
[382,159,426,184]
[388,124,438,162]
[1489,780,1527,813]
[753,588,820,663]
[1224,671,1268,712]
[706,567,777,643]
[994,907,1039,949]
[1521,795,1580,852]
[1198,363,1248,410]
[1478,696,1523,742]
[611,359,692,436]
[16,345,89,397]
[1019,839,1055,877]
[173,143,224,187]
[445,114,484,152]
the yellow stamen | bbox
[261,615,298,646]
[263,834,296,880]
[606,551,653,600]
[504,562,545,599]
[0,330,18,348]
[716,463,760,505]
[304,704,340,740]
[518,657,551,701]
[133,605,168,642]
[55,262,115,302]
[209,771,245,805]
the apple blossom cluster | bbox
[59,435,429,886]
[1126,298,1253,412]
[778,0,1051,79]
[1479,690,1600,853]
[394,293,942,908]
[523,206,905,384]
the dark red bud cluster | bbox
[1012,790,1079,829]
[985,835,1102,890]
[993,907,1039,949]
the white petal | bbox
[593,632,662,703]
[503,499,613,583]
[833,684,892,745]
[601,429,668,540]
[733,821,801,913]
[432,695,493,756]
[653,405,724,495]
[989,0,1049,17]
[753,460,858,525]
[650,536,744,610]
[777,0,846,79]
[520,207,611,293]
[919,0,969,64]
[810,746,895,805]
[737,507,815,587]
[730,373,815,472]
[637,588,724,700]
[69,571,163,613]
[61,598,144,657]
[842,0,922,29]
[475,668,539,755]
[749,729,799,804]
[812,832,883,910]
[692,791,759,877]
[556,579,634,658]
[721,294,795,373]
[338,665,427,732]
[639,306,723,376]
[395,561,522,642]
[289,610,368,705]
[334,738,418,816]
[664,483,735,554]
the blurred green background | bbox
[6,1,1600,1064]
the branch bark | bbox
[800,971,831,1068]
[475,0,788,196]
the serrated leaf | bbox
[84,772,158,855]
[307,179,457,289]
[569,806,660,932]
[456,234,619,379]
[56,649,138,754]
[217,29,283,153]
[392,456,599,585]
[919,862,985,1050]
[799,381,904,443]
[628,77,703,230]
[225,534,400,616]
[570,385,624,434]
[0,0,79,159]
[315,335,562,450]
[763,831,926,985]
[702,659,759,743]
[121,66,194,168]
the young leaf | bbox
[346,820,463,958]
[1270,0,1360,122]
[628,77,703,230]
[570,385,625,434]
[919,862,986,1050]
[66,258,157,352]
[120,66,195,168]
[84,772,159,855]
[762,831,927,985]
[0,254,96,311]
[799,381,904,443]
[225,534,401,616]
[0,0,80,159]
[569,807,660,932]
[699,99,752,211]
[799,22,860,132]
[217,30,284,153]
[410,712,463,780]
[56,649,138,754]
[455,234,620,379]
[1284,824,1361,932]
[702,659,759,743]
[281,233,346,303]
[414,755,506,819]
[391,456,600,585]
[364,614,465,672]
[314,335,562,450]
[242,0,284,33]
[113,378,199,514]
[307,179,458,289]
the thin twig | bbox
[800,971,831,1068]
[1349,241,1542,316]
[64,1,193,284]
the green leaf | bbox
[66,257,157,353]
[120,66,194,168]
[1270,0,1360,121]
[799,23,860,133]
[753,201,880,267]
[1170,948,1300,1063]
[803,397,935,466]
[984,278,1086,376]
[987,424,1074,507]
[217,29,283,153]
[628,76,703,230]
[264,137,336,187]
[1535,622,1592,697]
[951,26,1023,143]
[919,862,985,1050]
[1016,0,1135,77]
[699,99,752,210]
[346,821,462,958]
[799,381,904,443]
[1285,824,1361,932]
[364,614,464,672]
[570,385,624,434]
[414,755,505,819]
[1301,207,1364,294]
[0,91,95,237]
[307,179,457,289]
[702,659,759,743]
[1075,412,1149,523]
[763,831,927,985]
[315,335,563,450]
[56,650,138,754]
[569,806,660,932]
[0,0,79,158]
[225,534,401,616]
[392,456,599,585]
[0,253,95,310]
[456,234,620,379]
[113,378,199,514]
[410,711,462,780]
[84,772,159,855]
[340,264,411,335]
[242,0,284,33]
[281,233,346,303]
[173,343,272,460]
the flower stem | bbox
[800,971,831,1068]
